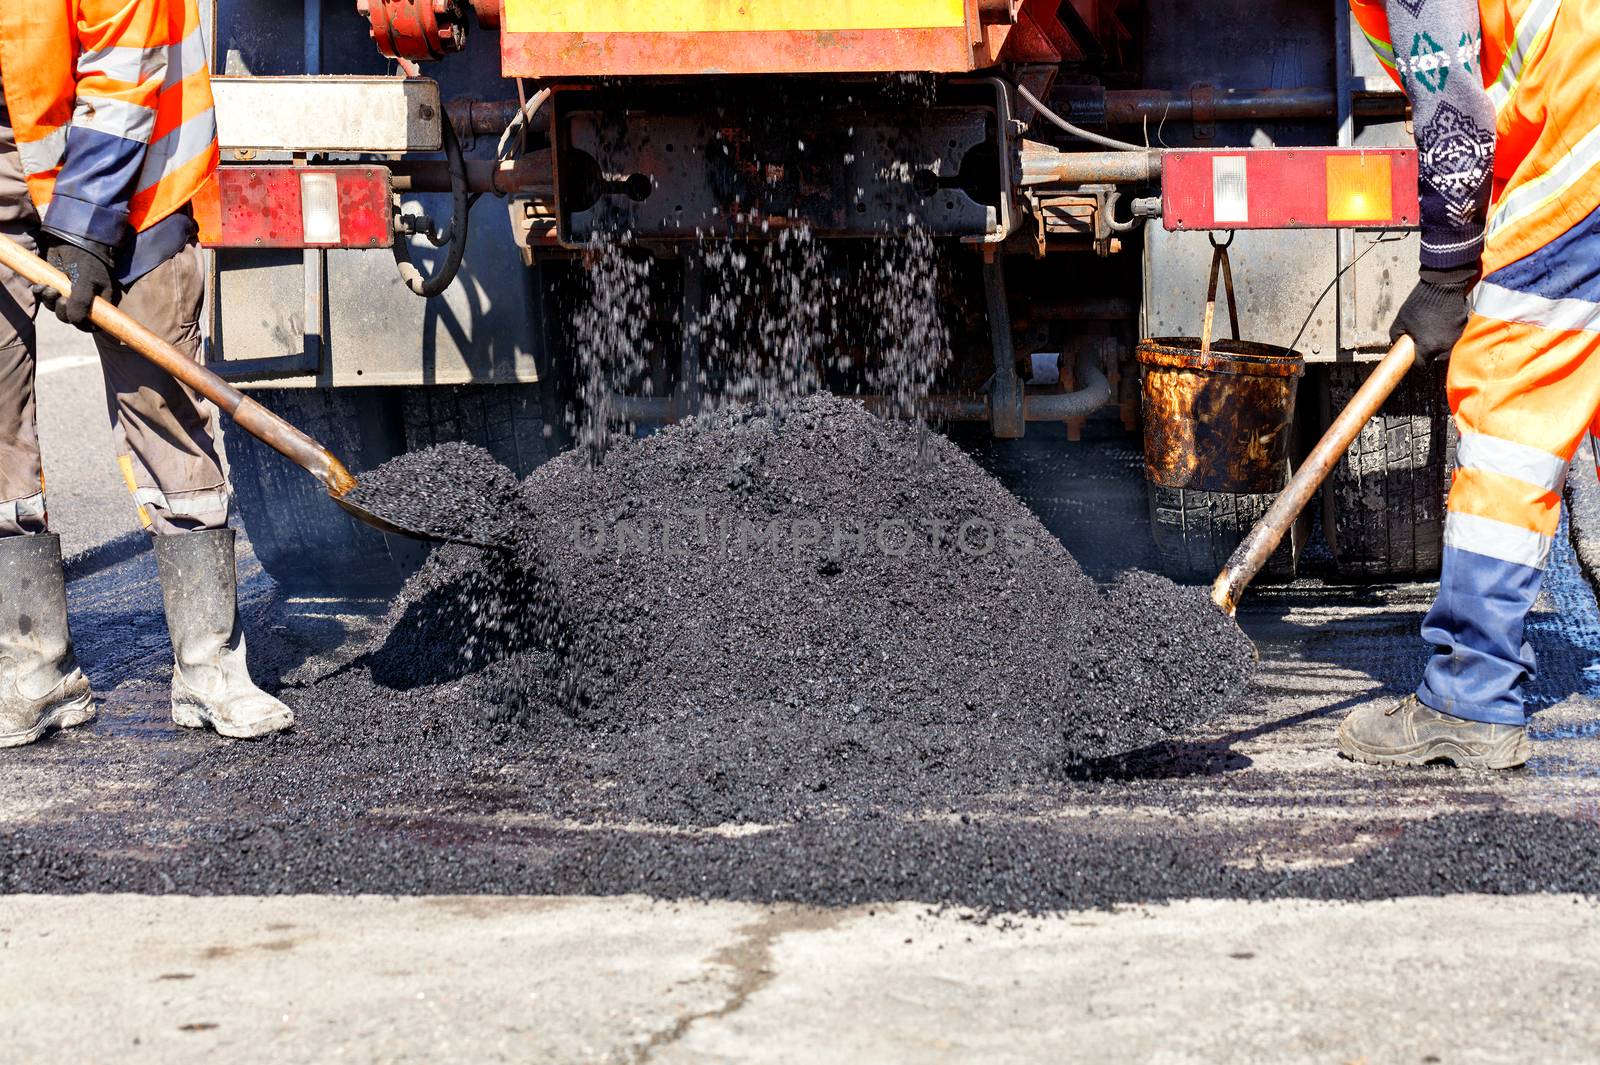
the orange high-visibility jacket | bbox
[0,0,217,251]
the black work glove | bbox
[36,235,115,331]
[1391,265,1479,365]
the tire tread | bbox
[1148,483,1296,583]
[1323,362,1454,580]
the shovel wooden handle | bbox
[1211,335,1418,616]
[0,233,356,498]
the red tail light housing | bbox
[195,166,394,249]
[1161,148,1419,231]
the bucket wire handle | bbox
[1201,230,1240,358]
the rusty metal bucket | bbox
[1136,236,1304,494]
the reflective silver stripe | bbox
[167,489,230,521]
[129,486,166,511]
[1487,0,1560,112]
[134,106,216,195]
[131,485,229,520]
[16,127,66,175]
[1487,117,1600,239]
[77,44,158,84]
[72,95,157,145]
[77,42,167,85]
[1457,431,1569,494]
[1471,280,1600,333]
[1445,511,1554,569]
[1360,27,1396,68]
[160,28,211,93]
[0,493,47,534]
[77,26,208,91]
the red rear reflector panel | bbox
[1161,148,1418,231]
[196,166,393,249]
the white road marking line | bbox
[36,354,101,376]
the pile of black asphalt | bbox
[4,396,1600,910]
[341,394,1256,826]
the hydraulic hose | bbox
[497,87,553,162]
[1015,84,1147,153]
[393,113,471,298]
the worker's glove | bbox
[36,235,115,331]
[1391,265,1479,366]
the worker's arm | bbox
[38,0,183,324]
[44,0,183,257]
[1385,0,1496,361]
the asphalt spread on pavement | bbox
[5,399,1600,910]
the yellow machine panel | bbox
[501,0,985,76]
[505,0,968,35]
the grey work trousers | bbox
[0,107,229,538]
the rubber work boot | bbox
[155,528,293,739]
[1338,694,1529,770]
[0,534,96,748]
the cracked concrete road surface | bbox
[5,338,1600,1062]
[3,893,1598,1064]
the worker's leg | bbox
[94,241,230,534]
[1339,303,1598,768]
[0,103,45,537]
[0,101,95,746]
[94,240,291,737]
[0,237,44,537]
[1417,310,1600,725]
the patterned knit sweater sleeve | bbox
[1387,0,1496,270]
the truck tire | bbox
[224,387,426,596]
[1147,482,1298,583]
[1321,361,1455,580]
[227,384,555,597]
[400,384,552,476]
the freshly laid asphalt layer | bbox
[4,411,1600,911]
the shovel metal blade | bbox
[331,491,510,553]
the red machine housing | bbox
[359,0,470,62]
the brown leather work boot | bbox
[1338,694,1529,770]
